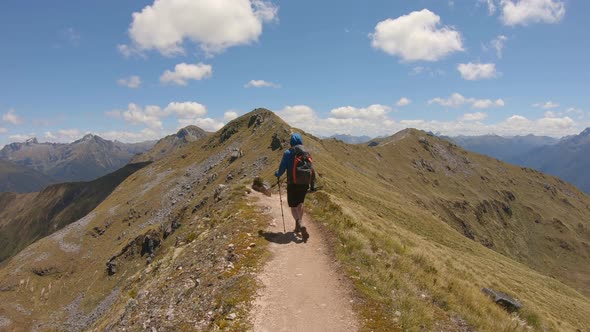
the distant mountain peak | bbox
[580,128,590,137]
[74,134,107,145]
[176,125,206,140]
[25,137,38,145]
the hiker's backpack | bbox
[289,145,314,185]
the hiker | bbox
[275,133,314,238]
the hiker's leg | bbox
[290,207,300,221]
[297,203,304,223]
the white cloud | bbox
[8,133,36,142]
[111,101,224,135]
[164,102,207,118]
[490,35,508,58]
[501,0,565,26]
[410,66,445,77]
[396,97,411,107]
[460,112,488,121]
[0,127,7,134]
[544,111,557,118]
[160,63,212,85]
[44,129,84,143]
[244,80,280,88]
[126,0,278,56]
[100,128,162,143]
[122,103,163,129]
[276,104,581,138]
[117,75,142,88]
[330,104,391,119]
[457,63,498,80]
[370,9,463,62]
[429,93,505,109]
[533,101,560,109]
[429,93,469,108]
[57,27,81,47]
[480,0,497,14]
[178,117,224,132]
[224,111,239,121]
[117,44,146,58]
[472,99,505,109]
[2,109,22,125]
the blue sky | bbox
[0,0,588,144]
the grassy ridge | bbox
[300,130,590,331]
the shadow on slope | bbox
[0,161,151,263]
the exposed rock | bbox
[482,288,523,312]
[220,126,238,143]
[229,148,243,162]
[106,260,117,276]
[252,177,272,197]
[248,113,264,128]
[91,226,106,238]
[0,316,12,328]
[214,184,228,202]
[192,197,209,213]
[31,266,59,276]
[412,159,435,173]
[226,313,237,320]
[142,235,160,256]
[270,133,286,151]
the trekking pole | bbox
[277,177,286,233]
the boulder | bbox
[252,177,272,197]
[482,288,523,312]
[106,260,117,276]
[270,133,285,151]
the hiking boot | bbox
[301,227,309,243]
[294,219,302,233]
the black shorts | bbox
[287,183,309,207]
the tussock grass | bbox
[303,129,590,331]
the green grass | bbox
[302,129,590,331]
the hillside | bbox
[0,159,53,193]
[0,109,588,331]
[132,125,208,163]
[0,135,154,184]
[511,128,590,194]
[0,162,151,263]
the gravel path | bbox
[251,192,359,332]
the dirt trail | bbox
[251,191,359,332]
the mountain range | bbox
[327,134,373,144]
[0,135,155,193]
[447,128,590,194]
[0,109,587,331]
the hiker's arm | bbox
[275,150,289,177]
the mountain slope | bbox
[0,159,53,193]
[511,128,590,194]
[131,125,208,163]
[305,129,590,330]
[0,109,286,331]
[0,110,588,331]
[0,162,151,262]
[0,135,154,184]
